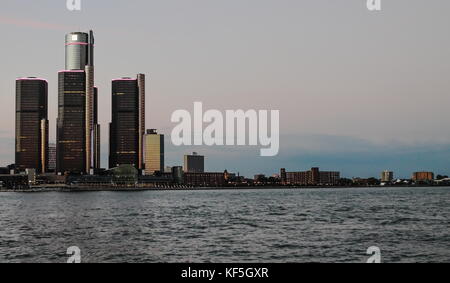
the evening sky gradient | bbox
[0,0,449,178]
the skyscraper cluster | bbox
[15,30,153,176]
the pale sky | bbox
[1,0,450,178]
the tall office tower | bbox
[109,75,146,170]
[59,30,95,174]
[144,129,164,175]
[184,152,205,173]
[56,70,86,174]
[93,87,101,170]
[48,143,57,172]
[15,78,48,173]
[57,31,95,174]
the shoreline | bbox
[1,185,449,193]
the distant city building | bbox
[381,171,394,182]
[352,177,380,186]
[0,174,29,190]
[224,170,236,182]
[254,174,266,183]
[48,143,56,172]
[184,152,204,173]
[172,166,184,184]
[281,168,340,186]
[144,129,164,175]
[15,78,48,173]
[280,168,287,184]
[109,74,146,170]
[319,171,340,185]
[25,168,36,185]
[184,172,226,187]
[412,172,434,182]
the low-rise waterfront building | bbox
[412,172,434,182]
[184,172,226,187]
[281,167,340,186]
[0,174,29,190]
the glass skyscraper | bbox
[57,30,99,174]
[56,70,86,174]
[15,78,48,173]
[109,75,146,170]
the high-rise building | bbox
[48,143,57,172]
[56,70,86,174]
[184,152,205,173]
[57,30,98,174]
[381,171,394,182]
[93,87,101,170]
[15,78,48,173]
[144,129,164,175]
[109,75,146,170]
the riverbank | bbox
[1,184,449,193]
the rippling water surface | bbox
[0,187,449,263]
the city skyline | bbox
[1,0,449,266]
[1,1,450,178]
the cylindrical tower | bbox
[65,32,89,70]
